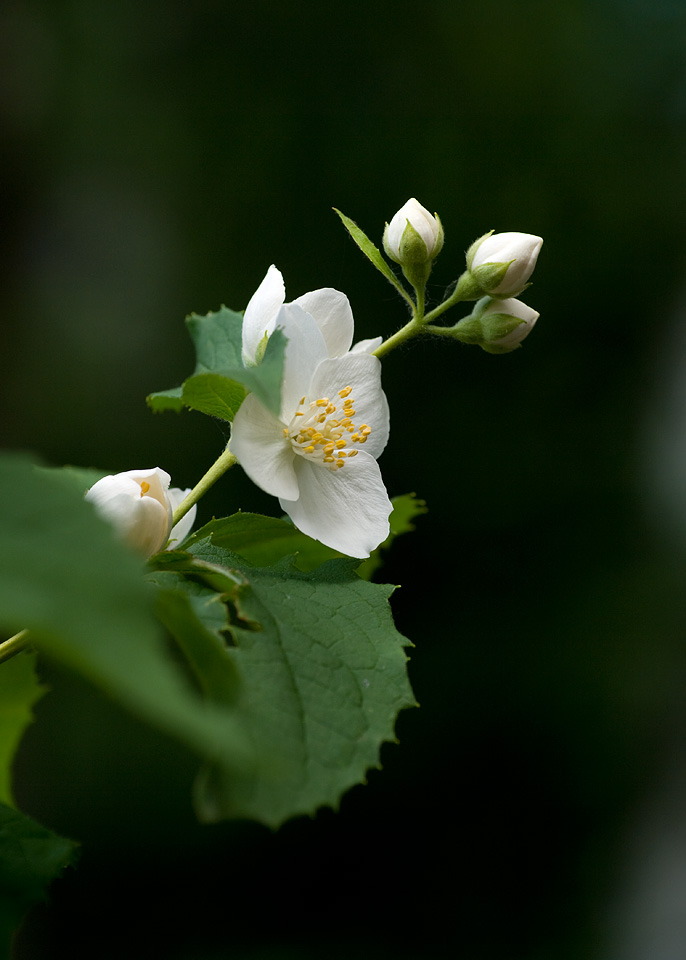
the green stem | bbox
[423,270,483,326]
[172,445,237,527]
[0,630,31,665]
[414,283,426,323]
[423,323,462,336]
[372,316,423,360]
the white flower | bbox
[241,265,381,367]
[231,306,391,558]
[480,297,539,352]
[469,231,543,297]
[384,198,444,264]
[85,468,196,556]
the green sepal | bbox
[398,220,431,265]
[447,315,483,344]
[450,270,487,303]
[478,311,525,342]
[480,339,523,355]
[465,230,493,270]
[470,260,513,295]
[401,258,432,296]
[333,208,412,303]
[449,299,525,351]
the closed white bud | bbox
[383,198,444,265]
[478,297,539,353]
[468,231,543,297]
[85,467,195,556]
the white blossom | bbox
[470,232,543,297]
[85,468,196,556]
[241,265,381,367]
[231,306,391,558]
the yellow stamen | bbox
[140,481,150,496]
[282,383,375,473]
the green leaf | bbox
[152,547,417,828]
[333,208,413,304]
[0,802,79,956]
[182,512,340,572]
[0,454,252,774]
[146,306,286,420]
[180,493,427,577]
[181,373,247,421]
[0,653,45,808]
[233,327,287,417]
[149,572,241,705]
[187,305,245,373]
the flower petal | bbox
[242,264,285,365]
[230,393,300,501]
[280,452,391,558]
[85,471,172,556]
[275,303,330,420]
[306,353,390,459]
[293,288,354,357]
[350,336,383,354]
[126,496,173,556]
[166,487,197,548]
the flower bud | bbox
[467,231,543,297]
[85,467,194,556]
[476,297,539,353]
[383,198,444,265]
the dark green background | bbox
[4,0,686,957]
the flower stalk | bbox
[171,445,237,528]
[0,629,30,665]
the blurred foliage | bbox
[3,0,686,957]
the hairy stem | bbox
[372,317,423,360]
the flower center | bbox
[283,385,372,470]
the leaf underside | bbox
[146,306,286,420]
